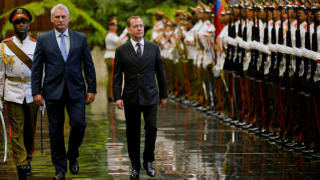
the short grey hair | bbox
[51,4,69,17]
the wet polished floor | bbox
[1,85,320,179]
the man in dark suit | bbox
[31,4,96,180]
[113,16,168,179]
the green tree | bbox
[0,0,197,46]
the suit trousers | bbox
[45,91,86,173]
[124,104,158,169]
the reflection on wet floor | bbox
[1,84,320,179]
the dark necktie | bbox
[136,43,142,59]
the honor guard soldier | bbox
[173,10,189,100]
[160,18,175,95]
[0,8,37,179]
[185,6,203,105]
[311,0,320,158]
[214,10,229,114]
[198,4,216,109]
[151,10,165,44]
[104,17,128,102]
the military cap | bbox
[9,7,32,23]
[154,10,164,17]
[296,0,305,9]
[108,17,118,25]
[186,12,193,21]
[265,1,271,9]
[305,0,312,9]
[175,10,183,15]
[163,18,173,26]
[279,0,286,8]
[285,0,294,8]
[238,0,245,8]
[202,3,214,13]
[312,0,320,10]
[256,1,264,10]
[189,7,197,12]
[197,1,205,12]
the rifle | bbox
[234,4,243,74]
[257,3,270,81]
[291,0,302,90]
[224,5,232,70]
[224,4,236,71]
[282,0,293,88]
[300,2,311,94]
[275,1,284,84]
[309,0,317,94]
[239,3,248,76]
[268,0,278,83]
[248,0,260,78]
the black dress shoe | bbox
[143,162,156,177]
[69,160,79,174]
[26,163,31,176]
[17,165,29,180]
[130,169,139,179]
[53,172,65,180]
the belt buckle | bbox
[21,77,25,83]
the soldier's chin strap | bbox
[0,100,7,163]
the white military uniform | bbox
[173,24,188,62]
[314,24,320,83]
[104,28,128,59]
[198,19,215,68]
[152,20,164,42]
[185,20,204,66]
[0,36,36,104]
[160,30,175,60]
[214,24,228,76]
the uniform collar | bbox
[13,35,29,44]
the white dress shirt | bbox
[130,38,144,56]
[55,29,70,55]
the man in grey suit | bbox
[32,4,96,180]
[113,16,168,179]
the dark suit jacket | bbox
[113,40,168,106]
[31,29,96,101]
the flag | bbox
[214,0,227,37]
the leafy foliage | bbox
[0,0,106,46]
[0,0,197,46]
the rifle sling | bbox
[4,40,32,69]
